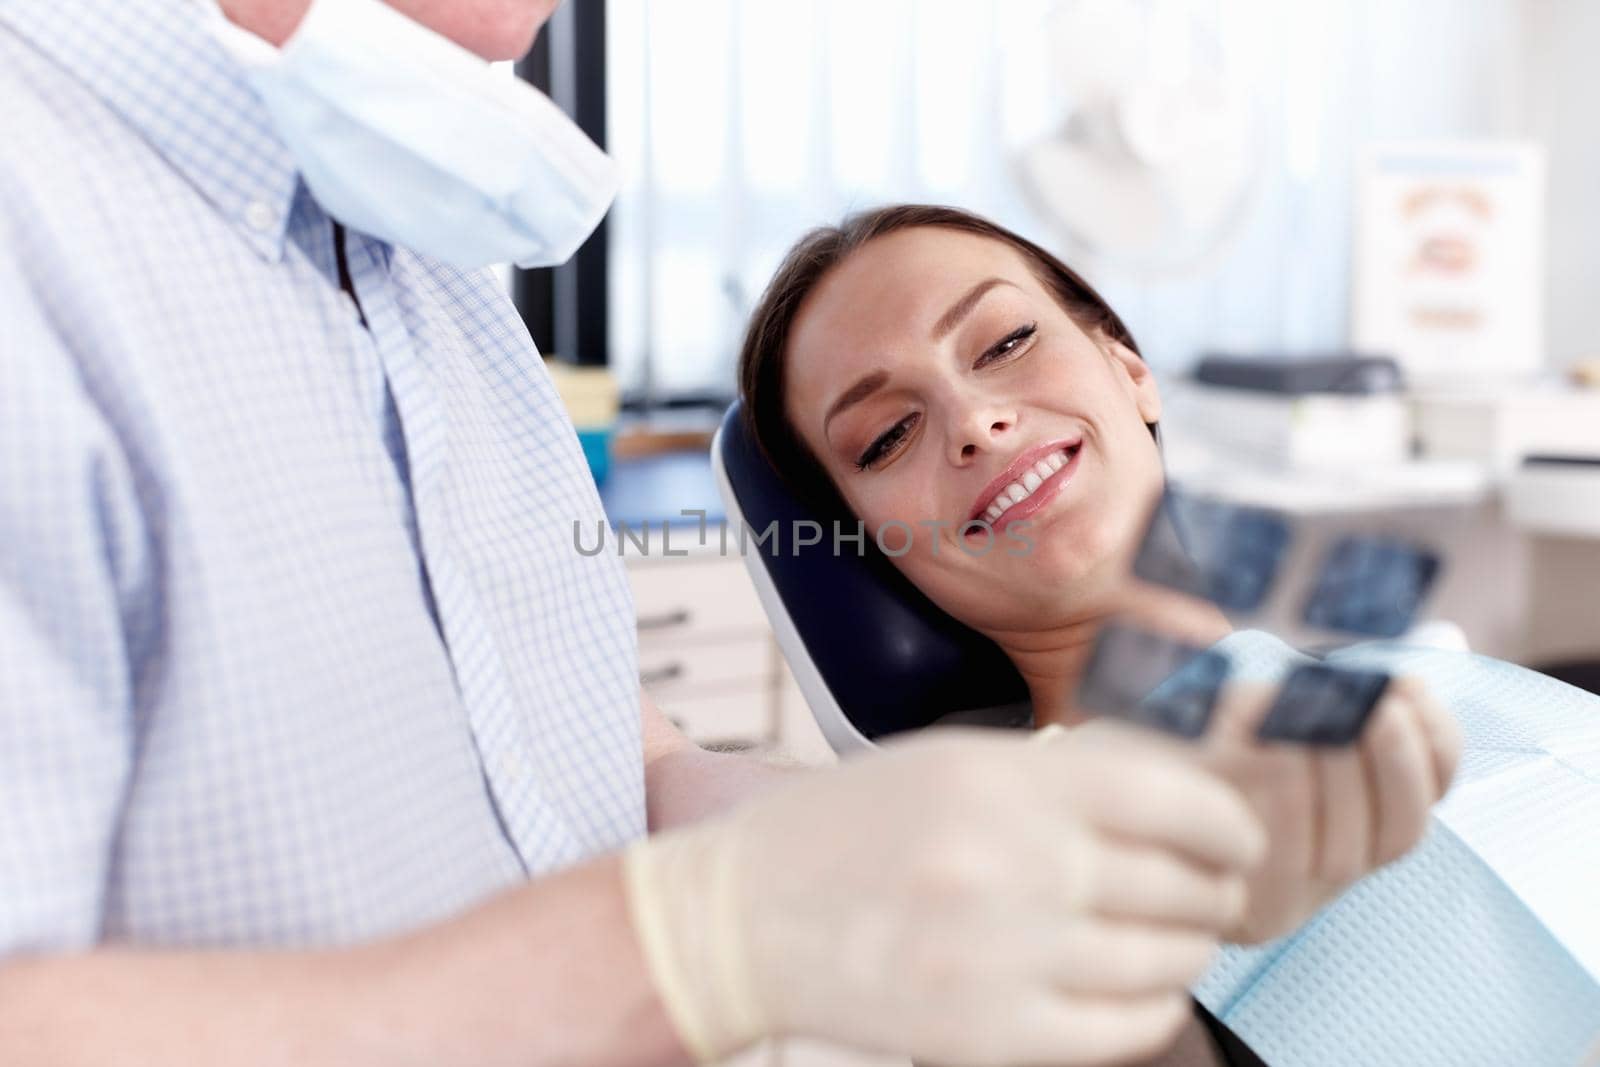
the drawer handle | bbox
[638,608,691,632]
[639,662,685,687]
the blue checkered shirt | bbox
[0,0,645,955]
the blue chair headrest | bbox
[714,400,1029,743]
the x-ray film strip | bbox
[1134,487,1443,639]
[1080,624,1391,746]
[1301,535,1442,639]
[1256,662,1391,746]
[1077,624,1230,739]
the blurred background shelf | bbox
[1505,460,1600,540]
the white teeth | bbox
[979,448,1077,519]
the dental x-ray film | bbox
[1077,623,1231,738]
[1301,535,1442,638]
[1256,662,1391,745]
[1132,488,1291,613]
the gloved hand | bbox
[622,726,1267,1067]
[1195,674,1463,943]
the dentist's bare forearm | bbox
[0,853,688,1067]
[644,742,812,830]
[641,691,812,832]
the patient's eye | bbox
[973,322,1038,369]
[855,413,920,471]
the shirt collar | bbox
[0,0,301,262]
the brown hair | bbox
[736,204,1143,516]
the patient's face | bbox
[784,227,1165,635]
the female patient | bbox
[737,204,1600,1065]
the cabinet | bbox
[624,544,835,764]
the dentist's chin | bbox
[219,0,566,61]
[492,0,564,61]
[387,0,566,62]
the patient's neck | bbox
[992,583,1233,730]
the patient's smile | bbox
[968,439,1083,531]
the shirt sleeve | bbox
[0,247,151,955]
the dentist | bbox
[0,1,1277,1065]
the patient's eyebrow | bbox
[823,369,889,435]
[821,279,1018,436]
[932,277,1018,340]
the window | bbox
[581,0,1525,407]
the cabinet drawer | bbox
[638,636,774,692]
[628,554,768,644]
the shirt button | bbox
[243,200,276,233]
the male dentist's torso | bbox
[0,0,644,955]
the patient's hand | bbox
[1195,675,1462,943]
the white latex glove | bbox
[1195,674,1463,943]
[622,727,1267,1067]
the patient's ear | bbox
[1102,338,1162,424]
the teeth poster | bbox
[1351,141,1545,385]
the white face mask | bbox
[203,0,618,270]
